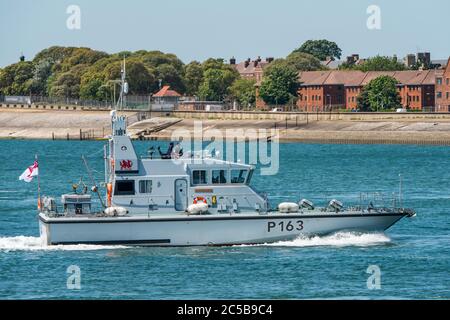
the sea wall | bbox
[2,103,450,121]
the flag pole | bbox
[36,154,41,211]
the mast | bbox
[116,57,127,110]
[104,144,108,184]
[36,153,41,211]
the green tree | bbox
[0,61,34,95]
[266,52,325,74]
[197,59,239,101]
[229,78,256,108]
[202,58,227,71]
[49,72,80,98]
[285,52,326,71]
[357,75,402,111]
[33,46,78,64]
[259,64,299,105]
[293,39,342,61]
[184,61,203,96]
[125,59,156,94]
[138,51,184,72]
[198,68,238,101]
[156,63,185,94]
[29,58,53,94]
[41,47,109,98]
[351,56,406,72]
[356,88,370,111]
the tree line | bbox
[0,40,418,110]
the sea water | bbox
[0,140,448,299]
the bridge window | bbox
[192,170,208,185]
[139,180,152,193]
[114,180,135,196]
[231,170,248,184]
[212,170,227,184]
[246,169,254,185]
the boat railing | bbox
[357,191,400,210]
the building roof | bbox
[153,85,181,97]
[299,70,437,87]
[431,59,449,69]
[234,59,270,75]
[324,71,366,86]
[298,71,333,85]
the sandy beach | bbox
[3,108,450,145]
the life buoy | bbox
[193,196,207,205]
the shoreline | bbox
[2,109,450,145]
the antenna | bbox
[82,155,106,208]
[116,57,127,110]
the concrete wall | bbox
[168,110,450,121]
[3,103,450,121]
[0,103,110,111]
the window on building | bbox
[230,170,248,184]
[139,180,152,193]
[437,92,442,99]
[114,180,135,196]
[447,78,450,85]
[447,92,450,99]
[192,170,208,185]
[212,170,227,184]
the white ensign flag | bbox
[19,160,39,183]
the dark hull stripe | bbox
[51,239,171,245]
[39,213,406,224]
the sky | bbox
[1,0,449,67]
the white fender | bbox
[104,206,128,216]
[187,203,209,215]
[278,202,300,213]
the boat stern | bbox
[38,213,51,245]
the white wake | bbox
[0,236,128,252]
[244,232,391,248]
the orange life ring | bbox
[193,196,207,205]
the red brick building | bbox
[436,58,450,112]
[232,57,273,83]
[297,70,437,111]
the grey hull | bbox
[39,212,407,246]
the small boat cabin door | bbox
[174,179,188,211]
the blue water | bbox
[0,140,449,299]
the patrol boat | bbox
[38,112,416,246]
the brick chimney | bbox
[230,57,236,65]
